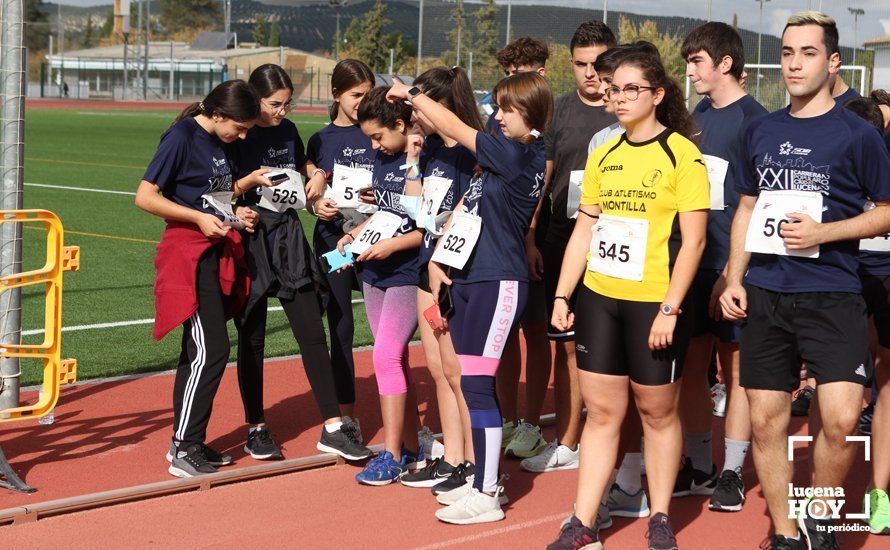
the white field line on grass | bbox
[21,299,366,337]
[24,182,136,196]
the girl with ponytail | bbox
[396,67,484,496]
[136,80,269,478]
[303,59,375,435]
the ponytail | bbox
[168,80,259,134]
[414,66,484,132]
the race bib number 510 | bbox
[349,211,403,255]
[745,190,823,258]
[587,214,648,281]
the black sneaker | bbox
[166,442,233,466]
[798,516,840,550]
[168,443,217,478]
[245,427,283,460]
[709,469,745,512]
[759,532,808,550]
[646,513,678,550]
[672,457,717,497]
[546,515,602,550]
[316,425,373,461]
[431,461,475,496]
[791,385,815,417]
[400,457,456,488]
[859,403,874,435]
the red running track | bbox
[0,345,883,548]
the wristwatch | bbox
[407,86,423,101]
[660,303,679,316]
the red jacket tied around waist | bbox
[153,221,250,340]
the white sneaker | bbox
[711,383,727,418]
[505,420,546,459]
[521,440,580,472]
[435,486,506,525]
[418,426,445,460]
[436,478,509,506]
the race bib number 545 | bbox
[587,214,648,281]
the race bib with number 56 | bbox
[744,190,823,258]
[587,214,648,281]
[431,211,482,270]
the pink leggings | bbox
[363,283,419,395]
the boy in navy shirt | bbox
[676,22,768,513]
[719,12,890,549]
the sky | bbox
[52,0,890,47]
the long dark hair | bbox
[249,63,294,98]
[414,66,484,132]
[330,59,375,121]
[171,80,259,130]
[614,52,696,140]
[357,86,412,129]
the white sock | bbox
[722,438,750,474]
[325,421,343,433]
[684,431,713,472]
[616,453,642,494]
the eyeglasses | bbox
[605,85,657,101]
[262,98,295,113]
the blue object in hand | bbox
[322,243,355,272]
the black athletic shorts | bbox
[739,284,872,392]
[689,269,741,343]
[543,241,577,340]
[574,286,691,386]
[862,274,890,349]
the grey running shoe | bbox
[166,441,232,466]
[168,443,217,478]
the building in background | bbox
[866,35,890,91]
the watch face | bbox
[661,305,672,315]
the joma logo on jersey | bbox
[601,164,623,173]
[779,141,811,156]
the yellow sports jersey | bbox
[580,129,710,302]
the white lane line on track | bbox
[25,182,136,196]
[415,512,570,549]
[22,299,365,336]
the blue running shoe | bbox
[355,451,405,486]
[402,446,427,471]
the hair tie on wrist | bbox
[529,129,541,138]
[198,101,206,112]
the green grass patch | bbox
[17,107,376,386]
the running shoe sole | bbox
[435,509,506,525]
[709,501,744,512]
[356,477,400,486]
[167,465,212,478]
[244,445,282,460]
[399,476,451,488]
[610,507,651,518]
[165,451,232,467]
[316,442,373,462]
[436,489,510,506]
[520,461,579,473]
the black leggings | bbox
[236,286,342,423]
[173,246,231,448]
[316,231,362,405]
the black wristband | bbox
[554,296,570,304]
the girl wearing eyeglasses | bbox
[229,64,372,463]
[547,52,709,550]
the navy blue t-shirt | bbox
[419,136,476,264]
[231,119,307,206]
[451,133,546,284]
[835,86,861,105]
[143,117,233,218]
[361,151,421,288]
[694,95,768,270]
[305,123,375,242]
[736,103,890,293]
[858,127,890,276]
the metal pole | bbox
[279,45,284,66]
[756,0,766,101]
[603,0,608,26]
[335,6,341,61]
[143,0,150,99]
[123,34,129,100]
[416,0,424,77]
[506,0,512,45]
[169,41,174,100]
[224,0,231,46]
[58,2,64,97]
[0,0,26,411]
[136,0,142,97]
[456,0,462,66]
[848,8,864,66]
[389,48,394,74]
[468,51,473,82]
[708,0,712,21]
